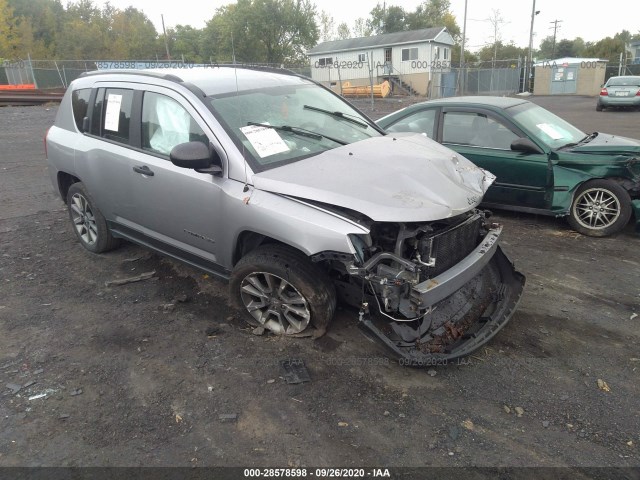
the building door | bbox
[384,48,392,74]
[550,66,578,94]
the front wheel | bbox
[229,244,336,336]
[567,180,632,237]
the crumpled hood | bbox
[571,133,640,155]
[252,133,495,222]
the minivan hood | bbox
[252,133,495,222]
[571,133,640,155]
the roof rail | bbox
[78,70,184,83]
[211,63,299,76]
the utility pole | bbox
[525,1,540,93]
[488,10,506,69]
[549,19,563,57]
[459,0,468,95]
[161,14,171,60]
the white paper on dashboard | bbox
[104,94,123,132]
[240,124,290,158]
[537,123,564,140]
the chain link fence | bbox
[604,63,640,81]
[3,57,636,97]
[1,59,97,89]
[0,59,312,89]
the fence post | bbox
[369,50,374,109]
[55,61,65,88]
[27,53,38,89]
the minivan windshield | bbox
[209,84,381,171]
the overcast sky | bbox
[89,0,637,52]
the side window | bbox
[100,88,133,145]
[386,109,436,139]
[443,112,519,149]
[71,88,91,131]
[141,92,208,156]
[442,112,476,145]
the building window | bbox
[318,57,333,66]
[358,53,366,62]
[401,47,418,61]
[434,46,440,60]
[443,48,449,60]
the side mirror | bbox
[511,137,544,155]
[170,141,222,175]
[82,116,90,133]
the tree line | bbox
[0,0,637,66]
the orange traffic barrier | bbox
[0,84,36,90]
[341,80,391,98]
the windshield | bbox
[508,102,585,149]
[209,83,380,171]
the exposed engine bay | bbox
[315,209,525,365]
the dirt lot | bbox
[0,95,639,470]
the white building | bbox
[306,27,455,96]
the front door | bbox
[124,88,226,268]
[439,108,551,209]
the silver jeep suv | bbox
[46,66,525,365]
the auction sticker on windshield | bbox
[537,123,564,140]
[240,124,290,157]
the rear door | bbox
[437,107,552,209]
[74,86,136,222]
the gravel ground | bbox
[0,96,639,470]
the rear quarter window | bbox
[71,89,91,131]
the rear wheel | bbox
[596,103,603,112]
[67,182,120,253]
[230,244,336,336]
[567,180,631,237]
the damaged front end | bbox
[322,210,525,366]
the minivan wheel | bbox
[67,182,120,253]
[567,180,631,237]
[230,244,336,336]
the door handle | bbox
[133,165,154,176]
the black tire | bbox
[596,103,603,112]
[229,244,336,337]
[66,182,120,253]
[567,179,632,237]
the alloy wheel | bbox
[572,187,621,230]
[239,272,311,334]
[70,193,99,245]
